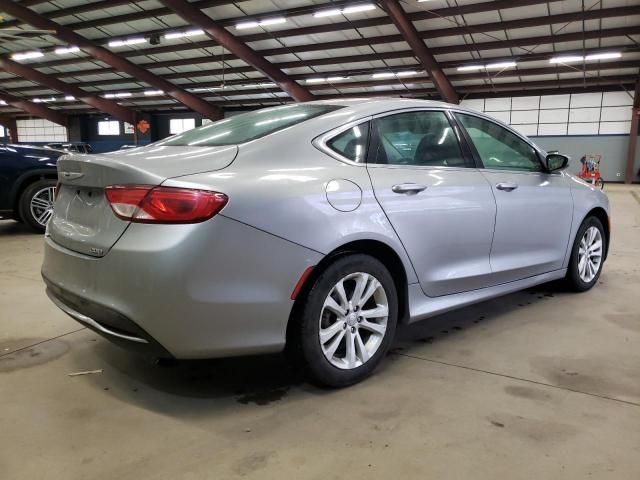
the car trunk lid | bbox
[48,145,238,257]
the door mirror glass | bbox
[544,153,569,171]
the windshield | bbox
[159,104,344,147]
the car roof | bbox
[304,97,477,116]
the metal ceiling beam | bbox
[380,0,457,103]
[0,57,136,123]
[157,0,314,102]
[0,0,223,120]
[0,91,67,126]
[624,76,640,184]
[0,114,17,142]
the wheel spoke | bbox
[358,277,379,308]
[36,209,52,224]
[361,304,388,319]
[323,329,346,359]
[354,331,369,364]
[323,295,346,317]
[350,273,369,306]
[334,280,349,310]
[578,255,587,278]
[345,330,356,368]
[360,319,386,336]
[31,197,50,209]
[320,321,344,344]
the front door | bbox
[454,113,573,284]
[367,109,497,297]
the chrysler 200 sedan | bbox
[42,99,609,387]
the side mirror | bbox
[544,153,569,172]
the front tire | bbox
[290,254,398,388]
[566,216,606,291]
[18,179,57,233]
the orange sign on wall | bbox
[136,119,150,134]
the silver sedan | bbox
[42,99,609,387]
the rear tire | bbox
[566,216,606,291]
[18,179,57,233]
[289,254,398,388]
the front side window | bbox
[372,111,465,167]
[455,113,541,172]
[327,122,370,162]
[160,104,344,146]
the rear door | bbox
[366,109,497,297]
[453,112,572,283]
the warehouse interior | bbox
[1,0,639,478]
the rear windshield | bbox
[159,104,344,147]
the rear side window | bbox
[327,122,370,163]
[372,111,465,167]
[159,104,344,146]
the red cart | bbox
[578,154,604,189]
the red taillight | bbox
[104,185,228,224]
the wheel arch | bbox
[286,239,410,347]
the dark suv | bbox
[0,144,64,232]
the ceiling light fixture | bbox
[144,90,164,96]
[104,92,132,98]
[456,65,484,71]
[54,46,80,55]
[306,76,349,83]
[485,61,517,69]
[549,55,584,64]
[33,97,55,103]
[372,70,418,79]
[584,52,621,61]
[108,37,147,47]
[244,82,277,88]
[11,51,44,61]
[236,17,286,29]
[190,86,224,92]
[65,95,75,101]
[0,100,7,105]
[313,3,376,17]
[164,29,205,40]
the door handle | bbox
[496,182,518,192]
[392,183,427,195]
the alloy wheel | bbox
[29,185,56,227]
[319,272,388,370]
[577,226,602,283]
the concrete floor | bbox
[1,184,639,479]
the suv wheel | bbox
[18,179,57,233]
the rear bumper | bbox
[42,215,322,358]
[45,279,173,357]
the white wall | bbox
[17,119,67,143]
[460,92,633,137]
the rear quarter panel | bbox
[163,126,419,285]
